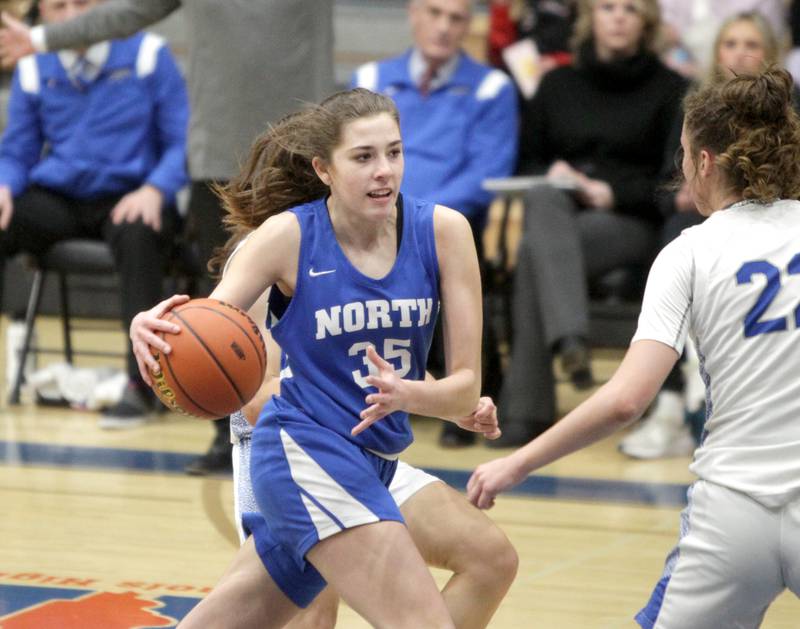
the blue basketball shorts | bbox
[233,430,441,544]
[245,406,407,608]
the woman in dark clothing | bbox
[494,0,687,448]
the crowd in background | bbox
[2,0,800,470]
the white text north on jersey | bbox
[315,298,435,339]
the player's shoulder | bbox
[432,203,472,242]
[251,209,302,247]
[652,228,695,271]
[432,202,467,222]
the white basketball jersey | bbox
[633,200,800,508]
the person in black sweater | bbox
[493,0,687,448]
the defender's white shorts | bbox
[636,480,800,629]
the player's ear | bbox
[312,156,332,187]
[698,148,713,178]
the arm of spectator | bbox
[577,178,614,211]
[110,184,164,231]
[0,13,34,65]
[0,65,44,199]
[2,0,177,64]
[0,185,13,230]
[143,42,189,206]
[545,160,613,210]
[546,159,582,185]
[433,74,519,219]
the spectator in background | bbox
[0,0,335,475]
[658,0,786,79]
[492,0,687,448]
[0,0,188,427]
[620,11,791,459]
[352,0,519,448]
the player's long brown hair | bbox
[209,88,400,273]
[683,66,800,202]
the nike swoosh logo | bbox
[309,268,336,277]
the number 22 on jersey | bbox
[736,253,800,337]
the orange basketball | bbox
[149,298,266,419]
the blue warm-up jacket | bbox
[0,32,188,203]
[353,49,518,228]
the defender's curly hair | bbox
[683,66,800,202]
[209,88,400,274]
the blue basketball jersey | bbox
[263,195,440,454]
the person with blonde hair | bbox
[493,0,687,448]
[469,66,800,628]
[658,0,786,78]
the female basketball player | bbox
[224,283,514,629]
[131,88,496,627]
[467,67,800,628]
[214,238,514,629]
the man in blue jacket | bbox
[353,0,518,446]
[0,0,188,428]
[353,0,518,235]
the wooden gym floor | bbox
[1,316,798,628]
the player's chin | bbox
[365,189,396,209]
[361,192,398,223]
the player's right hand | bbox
[454,396,501,439]
[130,294,189,385]
[353,345,409,435]
[0,12,34,68]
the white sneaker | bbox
[619,393,696,459]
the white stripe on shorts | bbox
[280,428,379,540]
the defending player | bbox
[467,66,800,628]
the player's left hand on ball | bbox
[454,396,501,439]
[130,294,190,385]
[352,345,408,436]
[466,454,527,510]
